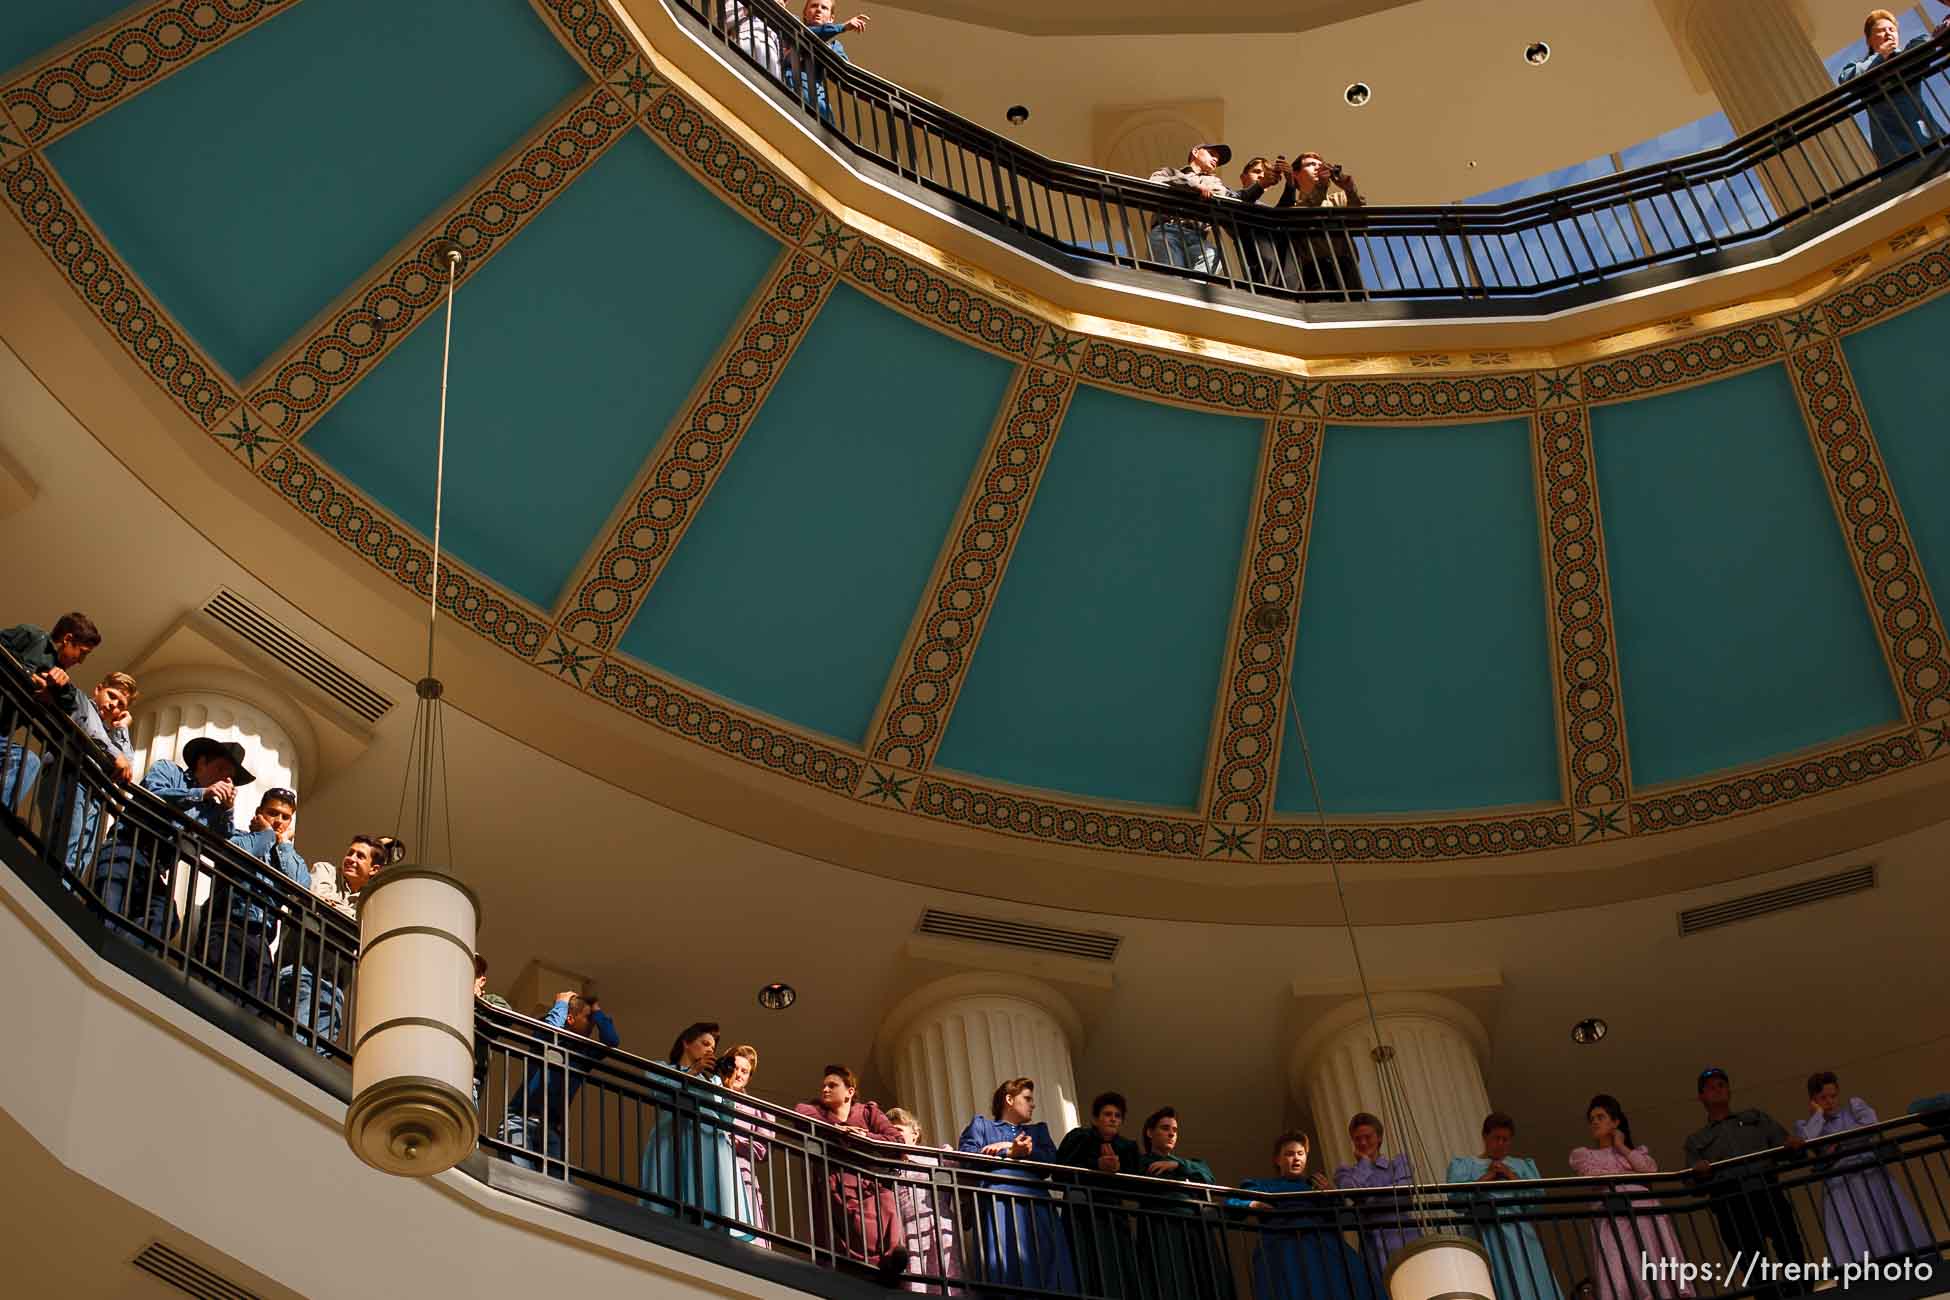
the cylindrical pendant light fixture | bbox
[344,866,482,1175]
[1386,1234,1495,1300]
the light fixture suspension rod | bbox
[426,246,461,682]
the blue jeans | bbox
[502,1114,565,1174]
[784,69,833,125]
[278,963,346,1056]
[1148,222,1219,273]
[0,740,41,815]
[97,842,177,941]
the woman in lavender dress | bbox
[1333,1111,1420,1289]
[889,1108,961,1294]
[719,1045,771,1248]
[1567,1095,1691,1300]
[1797,1072,1928,1264]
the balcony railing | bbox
[0,651,360,1066]
[6,651,1949,1298]
[478,999,1950,1298]
[671,0,1950,314]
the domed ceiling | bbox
[3,0,1948,889]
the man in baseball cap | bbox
[1685,1068,1808,1298]
[1147,143,1238,273]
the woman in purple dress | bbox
[1567,1095,1692,1300]
[718,1044,771,1248]
[889,1107,961,1294]
[1333,1111,1419,1289]
[1797,1071,1928,1264]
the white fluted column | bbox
[875,973,1082,1152]
[1291,993,1493,1174]
[130,691,302,796]
[1660,0,1875,205]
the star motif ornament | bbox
[860,766,914,807]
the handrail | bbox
[670,0,1950,312]
[477,996,1950,1296]
[1,651,360,1062]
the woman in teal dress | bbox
[1446,1112,1562,1300]
[1231,1130,1377,1300]
[1135,1107,1234,1300]
[640,1021,746,1234]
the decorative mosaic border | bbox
[6,0,1948,868]
[554,249,837,649]
[2,0,303,153]
[584,655,861,794]
[0,152,239,428]
[863,365,1076,769]
[1322,374,1534,423]
[1202,416,1323,824]
[1785,342,1950,725]
[1820,241,1950,335]
[253,85,634,436]
[1578,321,1785,405]
[1261,811,1576,863]
[1532,404,1632,808]
[1628,728,1923,834]
[259,445,549,659]
[1074,338,1282,416]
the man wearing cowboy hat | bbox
[98,737,250,940]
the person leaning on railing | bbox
[1684,1067,1807,1300]
[1132,1107,1228,1300]
[1571,1094,1693,1300]
[721,0,788,82]
[1055,1090,1144,1296]
[1446,1112,1560,1300]
[502,991,619,1175]
[793,1063,912,1281]
[886,1107,961,1292]
[98,735,245,941]
[1796,1071,1930,1264]
[40,668,135,876]
[1273,152,1367,298]
[1334,1110,1418,1290]
[957,1077,1076,1293]
[1839,9,1950,167]
[1230,1130,1374,1300]
[213,785,312,1006]
[0,611,101,812]
[783,0,869,126]
[1147,143,1238,274]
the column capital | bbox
[875,971,1083,1076]
[1287,991,1491,1107]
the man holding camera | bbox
[1275,152,1367,298]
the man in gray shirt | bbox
[1685,1068,1808,1295]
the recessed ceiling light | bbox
[1571,1017,1608,1044]
[1344,82,1372,107]
[758,982,797,1011]
[1524,41,1551,66]
[1005,105,1029,126]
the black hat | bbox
[1195,142,1232,166]
[181,737,255,787]
[1697,1067,1729,1091]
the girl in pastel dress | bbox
[1567,1095,1693,1300]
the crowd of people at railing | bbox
[701,0,1950,297]
[6,610,1946,1296]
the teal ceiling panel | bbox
[621,284,1013,744]
[1840,295,1950,608]
[46,0,585,383]
[304,132,780,611]
[0,0,133,78]
[934,384,1261,808]
[1272,419,1559,815]
[1593,363,1900,787]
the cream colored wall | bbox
[0,870,814,1300]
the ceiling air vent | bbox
[1677,864,1877,937]
[202,588,393,724]
[917,908,1121,962]
[132,1241,261,1300]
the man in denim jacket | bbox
[100,737,245,940]
[218,786,311,1003]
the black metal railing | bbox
[0,651,361,1062]
[479,999,1950,1298]
[8,654,1950,1298]
[675,0,1950,311]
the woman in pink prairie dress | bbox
[1568,1095,1694,1300]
